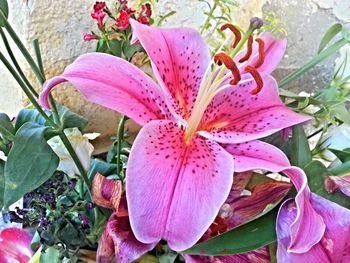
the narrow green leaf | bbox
[304,160,350,209]
[0,159,4,208]
[182,208,278,256]
[0,0,8,27]
[4,122,59,206]
[318,23,343,53]
[291,125,312,168]
[329,148,350,163]
[329,160,350,176]
[15,108,46,132]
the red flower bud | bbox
[141,3,152,17]
[116,10,130,30]
[83,33,99,41]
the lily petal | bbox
[92,172,123,210]
[225,140,325,253]
[325,175,350,197]
[97,213,156,263]
[277,195,350,263]
[199,76,311,144]
[0,228,33,263]
[130,19,210,119]
[39,53,173,126]
[126,120,234,251]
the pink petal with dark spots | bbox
[97,213,156,263]
[199,76,311,144]
[92,172,123,210]
[39,53,173,126]
[277,195,350,263]
[225,171,252,203]
[130,19,210,119]
[126,120,234,251]
[0,228,33,263]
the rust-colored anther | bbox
[214,52,241,85]
[220,23,242,48]
[238,35,253,63]
[254,38,265,68]
[245,65,263,94]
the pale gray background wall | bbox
[0,0,349,151]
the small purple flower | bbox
[79,214,90,228]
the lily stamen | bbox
[254,38,265,68]
[214,52,241,85]
[245,65,264,94]
[220,23,242,48]
[238,35,253,63]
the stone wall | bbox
[0,0,349,151]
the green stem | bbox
[116,115,126,177]
[279,38,348,88]
[32,39,60,125]
[0,52,55,127]
[0,10,45,84]
[0,28,39,97]
[200,2,217,34]
[230,27,254,58]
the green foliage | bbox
[291,125,312,168]
[183,208,278,256]
[0,159,4,208]
[4,122,59,206]
[260,12,287,36]
[0,112,14,143]
[318,23,343,53]
[40,247,61,263]
[57,104,88,131]
[88,159,118,180]
[15,108,46,131]
[0,0,8,27]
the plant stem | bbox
[279,38,348,88]
[0,10,45,84]
[200,2,217,34]
[0,28,39,97]
[0,52,55,126]
[116,115,126,177]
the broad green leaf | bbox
[4,122,59,206]
[123,41,143,59]
[57,104,88,131]
[0,0,8,27]
[0,159,4,208]
[329,160,350,176]
[31,231,41,251]
[304,160,350,209]
[159,245,178,263]
[107,39,122,57]
[15,108,46,132]
[0,113,14,141]
[182,208,278,256]
[88,159,118,180]
[0,112,14,134]
[318,23,343,53]
[291,125,312,168]
[40,247,60,263]
[329,148,350,163]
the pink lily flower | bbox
[0,227,33,263]
[39,20,310,251]
[325,175,350,197]
[225,140,350,260]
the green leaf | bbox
[40,247,61,263]
[329,148,350,163]
[107,39,122,57]
[0,0,8,27]
[0,159,4,208]
[329,160,350,176]
[0,113,14,141]
[304,160,350,209]
[31,231,41,251]
[15,108,46,132]
[57,105,88,131]
[88,159,118,180]
[291,125,312,168]
[123,41,143,59]
[4,122,59,207]
[183,208,278,256]
[318,23,343,53]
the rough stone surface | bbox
[0,0,349,151]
